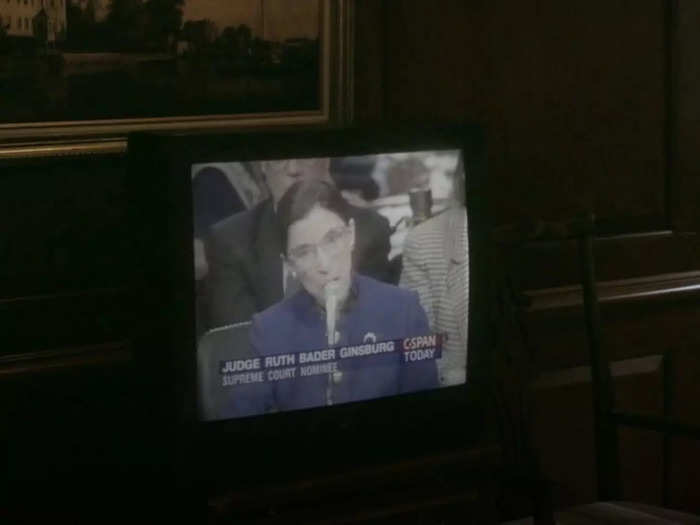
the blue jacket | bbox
[246,275,438,413]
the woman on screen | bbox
[248,179,438,411]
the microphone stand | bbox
[325,283,339,406]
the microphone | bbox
[324,281,341,346]
[323,281,342,405]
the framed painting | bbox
[0,0,353,158]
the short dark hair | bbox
[277,180,352,253]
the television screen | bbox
[193,149,469,421]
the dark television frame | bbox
[127,124,491,493]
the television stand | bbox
[207,445,501,524]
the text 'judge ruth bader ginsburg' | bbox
[247,179,438,412]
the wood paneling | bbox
[1,289,130,356]
[527,271,700,312]
[508,232,700,290]
[353,0,385,123]
[525,280,700,512]
[375,0,667,229]
[533,383,665,509]
[0,155,130,298]
[673,2,700,232]
[0,342,131,377]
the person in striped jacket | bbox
[399,155,469,387]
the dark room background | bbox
[2,0,699,513]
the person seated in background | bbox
[193,165,249,281]
[203,157,392,330]
[247,179,438,412]
[192,166,248,336]
[399,154,469,387]
[329,155,381,203]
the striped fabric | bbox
[400,206,469,386]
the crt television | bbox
[128,124,490,491]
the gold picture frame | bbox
[0,0,354,159]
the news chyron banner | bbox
[219,335,444,387]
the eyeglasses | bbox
[288,226,351,268]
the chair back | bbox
[197,321,254,421]
[574,216,622,500]
[493,214,622,501]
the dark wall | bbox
[354,0,700,513]
[1,156,131,352]
[358,0,669,231]
[674,1,700,231]
[0,155,152,510]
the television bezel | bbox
[127,124,492,491]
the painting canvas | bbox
[0,0,323,125]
